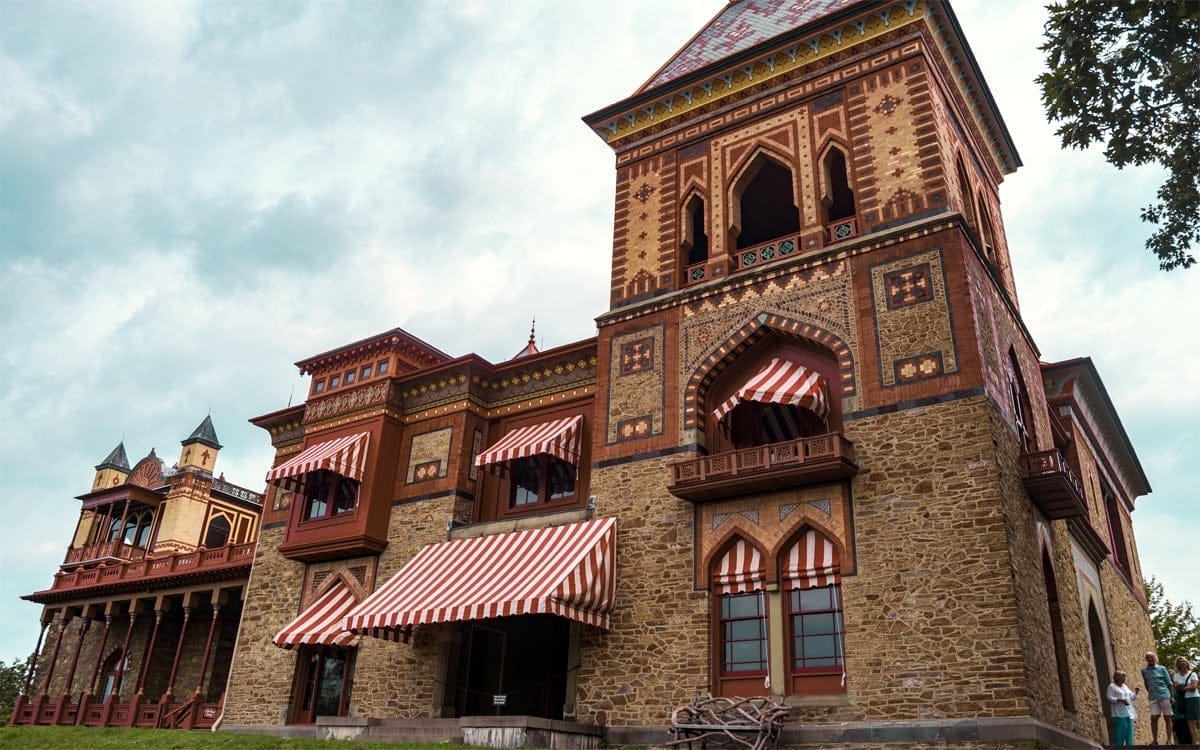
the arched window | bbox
[709,349,835,453]
[822,146,856,223]
[955,153,976,231]
[733,154,801,250]
[1042,547,1076,711]
[682,194,709,266]
[120,509,153,548]
[782,528,845,694]
[204,514,232,548]
[976,190,997,263]
[711,537,769,698]
[1007,349,1036,454]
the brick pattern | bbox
[868,249,957,387]
[302,556,375,607]
[607,327,665,445]
[612,156,676,304]
[406,427,453,484]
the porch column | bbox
[39,612,69,697]
[192,604,222,698]
[85,615,114,697]
[162,606,193,700]
[115,501,131,545]
[135,608,165,695]
[60,617,91,699]
[113,610,138,698]
[20,617,49,696]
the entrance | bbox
[451,615,569,719]
[290,645,355,724]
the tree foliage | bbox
[0,655,32,725]
[1037,0,1199,271]
[1146,577,1200,665]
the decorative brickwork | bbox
[607,327,665,445]
[869,249,957,387]
[406,427,453,484]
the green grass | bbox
[0,726,456,749]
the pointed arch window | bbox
[204,514,232,548]
[1041,546,1076,711]
[682,193,709,266]
[782,529,845,692]
[711,538,769,697]
[976,190,997,263]
[955,154,976,231]
[822,146,856,224]
[1007,350,1036,454]
[733,155,800,250]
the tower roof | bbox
[95,441,130,472]
[182,415,222,450]
[636,0,864,94]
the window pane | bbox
[511,457,540,506]
[798,586,833,611]
[376,360,388,374]
[724,593,763,618]
[329,375,340,388]
[801,612,837,635]
[360,365,372,379]
[334,479,357,514]
[802,635,837,659]
[344,370,355,384]
[726,618,765,641]
[314,380,325,394]
[547,459,576,499]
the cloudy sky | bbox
[1,0,1195,663]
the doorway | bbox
[450,615,569,719]
[290,645,355,724]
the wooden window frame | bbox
[289,644,356,725]
[507,455,578,512]
[301,470,360,523]
[784,583,847,695]
[712,591,770,698]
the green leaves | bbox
[1037,0,1198,270]
[1146,577,1200,665]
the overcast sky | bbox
[1,0,1196,663]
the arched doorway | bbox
[1087,601,1111,742]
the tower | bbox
[178,415,222,475]
[578,0,1151,743]
[91,441,130,490]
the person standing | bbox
[1142,652,1175,745]
[1173,657,1200,744]
[1108,670,1140,747]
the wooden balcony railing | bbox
[62,540,147,567]
[1020,449,1087,519]
[668,433,858,502]
[46,542,256,594]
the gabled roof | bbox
[637,0,864,94]
[95,441,130,472]
[183,415,222,450]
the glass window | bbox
[313,379,325,394]
[789,584,844,670]
[204,515,231,548]
[360,364,372,380]
[344,370,355,385]
[329,375,340,389]
[720,592,767,673]
[508,455,577,509]
[376,360,389,375]
[510,457,540,507]
[303,470,359,521]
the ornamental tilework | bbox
[680,259,859,428]
[406,428,452,484]
[622,169,667,297]
[695,483,854,591]
[869,249,958,387]
[607,326,665,445]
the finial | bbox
[528,317,536,347]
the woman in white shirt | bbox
[1174,657,1200,743]
[1107,670,1140,747]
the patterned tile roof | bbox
[638,0,866,94]
[96,441,130,471]
[183,415,223,450]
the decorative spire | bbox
[182,415,222,449]
[512,317,540,359]
[95,441,130,471]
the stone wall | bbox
[222,524,305,725]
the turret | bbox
[91,441,130,490]
[178,415,221,475]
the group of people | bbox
[1107,653,1200,746]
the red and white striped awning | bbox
[781,529,840,590]
[712,358,830,423]
[712,539,766,595]
[266,432,370,491]
[343,517,616,639]
[273,580,361,649]
[474,415,583,472]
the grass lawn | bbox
[0,726,454,749]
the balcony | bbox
[731,235,801,274]
[27,542,257,603]
[1020,449,1087,519]
[62,540,148,567]
[826,216,859,243]
[667,433,858,502]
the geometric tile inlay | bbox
[712,513,732,531]
[894,351,944,383]
[779,502,800,522]
[619,337,655,375]
[884,263,933,309]
[739,509,760,526]
[616,415,653,442]
[807,498,832,516]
